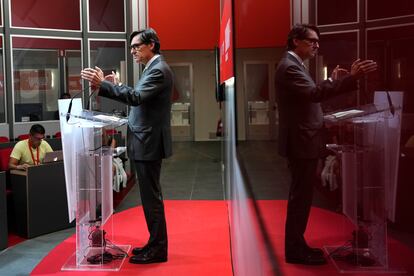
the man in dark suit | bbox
[275,24,377,265]
[81,28,173,264]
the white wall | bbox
[164,50,220,141]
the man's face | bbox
[29,133,44,148]
[130,35,155,65]
[294,29,319,61]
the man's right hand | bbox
[331,65,349,80]
[350,59,378,78]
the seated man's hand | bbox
[16,164,30,171]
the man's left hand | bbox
[81,66,104,88]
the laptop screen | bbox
[43,150,63,164]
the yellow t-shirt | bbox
[10,139,53,165]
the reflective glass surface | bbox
[89,0,125,32]
[317,0,358,25]
[318,32,358,111]
[0,36,4,123]
[89,40,126,113]
[367,25,414,112]
[367,0,414,20]
[12,37,81,122]
[11,0,80,30]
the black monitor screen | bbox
[15,103,43,122]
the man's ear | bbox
[149,42,155,51]
[293,38,300,48]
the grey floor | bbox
[1,141,413,275]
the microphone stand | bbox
[385,90,395,116]
[85,88,99,110]
[66,86,98,122]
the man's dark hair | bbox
[130,28,161,54]
[30,124,45,135]
[287,24,320,51]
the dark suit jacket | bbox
[99,56,173,161]
[275,52,357,159]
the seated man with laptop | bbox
[9,124,54,171]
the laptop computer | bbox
[43,150,63,164]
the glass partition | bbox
[170,64,192,140]
[367,0,414,21]
[318,31,358,112]
[0,0,2,27]
[223,0,289,275]
[225,0,414,275]
[317,0,358,26]
[89,40,127,114]
[66,50,83,98]
[12,37,81,122]
[243,62,278,140]
[367,25,414,113]
[11,0,80,30]
[88,0,125,32]
[0,36,4,123]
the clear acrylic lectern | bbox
[58,98,130,271]
[323,93,404,273]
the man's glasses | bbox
[303,38,319,45]
[129,42,145,51]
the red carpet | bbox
[31,200,414,275]
[257,200,414,276]
[31,200,232,276]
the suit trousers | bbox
[285,157,318,257]
[134,160,168,253]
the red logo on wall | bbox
[14,70,52,90]
[219,0,233,83]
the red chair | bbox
[0,147,13,171]
[54,132,62,138]
[0,136,9,143]
[17,134,30,141]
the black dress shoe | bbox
[305,246,324,256]
[132,245,150,256]
[286,252,327,265]
[129,250,167,264]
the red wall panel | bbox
[148,0,220,50]
[235,0,290,48]
[11,0,80,30]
